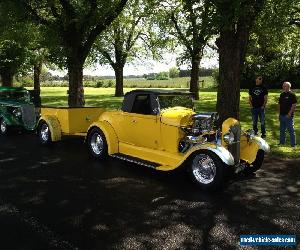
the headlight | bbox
[12,108,22,118]
[223,132,235,144]
[245,129,255,140]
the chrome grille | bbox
[21,104,36,130]
[227,124,241,164]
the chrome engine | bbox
[179,112,220,152]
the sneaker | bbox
[261,134,266,139]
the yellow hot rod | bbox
[38,90,270,190]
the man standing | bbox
[279,82,297,147]
[249,76,268,138]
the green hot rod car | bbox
[0,86,38,135]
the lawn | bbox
[40,87,300,158]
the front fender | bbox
[38,115,61,142]
[87,120,119,155]
[253,137,270,153]
[240,135,270,164]
[185,143,235,166]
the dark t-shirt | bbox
[249,85,268,108]
[279,91,297,116]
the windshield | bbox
[158,95,194,110]
[0,90,29,102]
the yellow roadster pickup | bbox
[38,90,270,190]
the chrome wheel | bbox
[192,154,217,184]
[40,123,49,142]
[90,132,104,155]
[0,119,7,134]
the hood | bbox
[160,107,195,127]
[0,100,32,106]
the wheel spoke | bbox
[192,154,217,184]
[91,133,104,155]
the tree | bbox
[20,0,128,106]
[0,1,32,87]
[212,0,266,122]
[93,0,148,96]
[242,0,300,89]
[0,41,27,87]
[169,67,179,78]
[157,0,217,99]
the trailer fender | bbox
[38,115,61,142]
[87,121,119,155]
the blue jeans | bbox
[251,107,266,136]
[279,115,296,146]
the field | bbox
[21,76,215,89]
[40,87,300,158]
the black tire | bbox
[189,151,225,190]
[87,127,108,159]
[0,118,8,135]
[38,121,52,145]
[248,149,264,172]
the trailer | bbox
[38,107,106,143]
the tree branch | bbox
[125,16,142,52]
[82,0,128,59]
[170,12,193,54]
[20,0,52,26]
[100,49,116,68]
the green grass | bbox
[40,87,300,158]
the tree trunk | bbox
[0,71,13,87]
[190,55,200,100]
[216,32,241,122]
[68,62,85,107]
[215,0,265,123]
[33,62,42,107]
[114,65,124,97]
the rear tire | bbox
[87,127,108,159]
[0,118,8,135]
[38,121,52,145]
[189,151,225,190]
[248,149,264,173]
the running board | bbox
[111,153,160,169]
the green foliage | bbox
[92,0,151,66]
[169,67,179,78]
[243,0,300,89]
[155,71,169,80]
[0,40,28,78]
[155,0,217,66]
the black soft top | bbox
[122,89,193,113]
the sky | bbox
[50,52,218,77]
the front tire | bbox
[38,121,52,145]
[189,151,225,190]
[0,118,8,135]
[87,127,108,159]
[248,149,264,173]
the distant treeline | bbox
[16,68,215,83]
[178,68,214,77]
